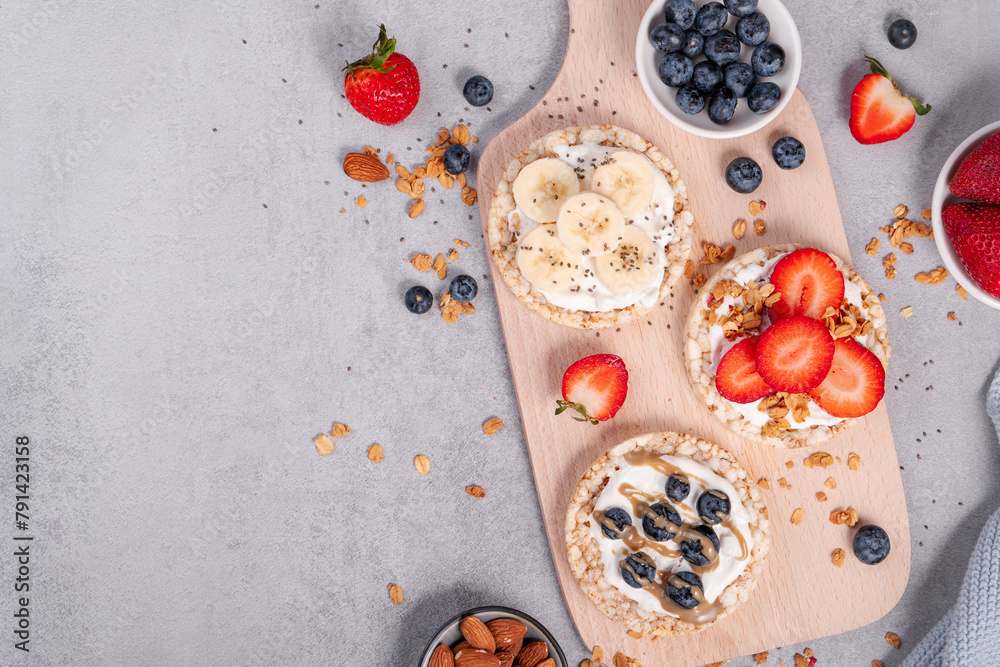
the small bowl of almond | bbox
[419,606,567,667]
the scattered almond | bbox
[956,283,969,300]
[848,453,861,470]
[343,152,390,182]
[790,508,805,525]
[865,238,880,256]
[825,477,837,489]
[411,253,433,272]
[355,194,368,208]
[466,485,486,498]
[733,219,747,240]
[832,548,846,568]
[388,582,404,605]
[483,417,503,435]
[816,492,828,502]
[314,433,334,456]
[754,219,766,236]
[886,632,901,649]
[900,306,913,318]
[409,199,426,218]
[367,443,383,462]
[414,454,431,475]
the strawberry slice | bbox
[715,338,774,404]
[942,203,1000,298]
[809,338,886,418]
[769,248,846,320]
[755,316,835,393]
[556,354,629,424]
[849,56,930,145]
[950,130,1000,205]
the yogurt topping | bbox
[589,453,754,615]
[509,143,677,312]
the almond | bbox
[514,641,548,667]
[486,618,527,649]
[534,660,555,667]
[460,616,496,653]
[429,644,456,667]
[496,649,516,667]
[452,641,472,653]
[454,649,501,667]
[343,152,390,182]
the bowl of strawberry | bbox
[932,121,1000,310]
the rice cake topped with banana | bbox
[487,125,694,329]
[684,244,891,448]
[565,432,769,636]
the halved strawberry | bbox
[556,354,629,424]
[715,338,774,404]
[769,248,846,320]
[849,56,930,145]
[941,203,1000,298]
[951,130,1000,205]
[809,338,885,418]
[755,316,834,393]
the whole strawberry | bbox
[951,130,1000,205]
[849,56,930,145]
[343,25,419,125]
[942,202,1000,298]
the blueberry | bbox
[620,552,657,588]
[751,42,785,77]
[463,75,494,106]
[854,525,891,565]
[663,0,697,30]
[735,12,770,46]
[679,524,720,566]
[724,62,756,97]
[888,18,917,50]
[642,502,682,541]
[694,2,728,36]
[657,52,694,87]
[443,144,471,175]
[692,60,723,94]
[725,157,763,194]
[746,81,781,113]
[704,30,741,66]
[696,489,732,524]
[674,85,705,115]
[771,136,805,170]
[724,0,757,18]
[681,30,704,58]
[404,286,433,314]
[599,507,632,539]
[665,474,690,502]
[665,571,704,609]
[707,86,737,125]
[650,22,686,52]
[449,274,478,302]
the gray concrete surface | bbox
[2,0,1000,665]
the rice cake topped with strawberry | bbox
[487,125,694,329]
[565,432,769,636]
[684,244,891,448]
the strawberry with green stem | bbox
[849,55,930,145]
[343,24,420,126]
[556,354,629,424]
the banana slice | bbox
[512,158,581,223]
[555,192,626,257]
[591,151,656,217]
[516,224,582,291]
[593,225,663,295]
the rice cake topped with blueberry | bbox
[564,432,769,636]
[487,125,694,329]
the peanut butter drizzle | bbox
[615,482,718,566]
[625,450,710,488]
[723,517,749,561]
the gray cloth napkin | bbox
[901,365,1000,667]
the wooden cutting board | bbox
[476,1,910,665]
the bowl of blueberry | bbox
[636,0,801,139]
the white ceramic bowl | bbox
[417,606,567,667]
[636,0,802,139]
[931,119,1000,311]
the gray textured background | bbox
[2,0,1000,665]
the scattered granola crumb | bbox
[466,485,486,498]
[386,152,394,164]
[922,208,931,220]
[804,649,813,658]
[440,290,475,323]
[411,253,433,272]
[339,207,346,214]
[785,461,794,469]
[408,198,425,218]
[433,253,447,280]
[705,662,725,667]
[956,283,969,300]
[387,582,404,605]
[627,629,642,639]
[454,238,470,247]
[693,274,706,287]
[878,292,886,302]
[592,647,605,663]
[914,266,948,285]
[873,661,885,667]
[948,311,956,321]
[816,492,828,502]
[733,219,748,240]
[830,507,859,527]
[355,194,368,208]
[893,204,908,219]
[483,417,503,435]
[754,218,767,236]
[778,477,791,489]
[804,452,834,469]
[883,253,898,280]
[900,306,913,318]
[900,241,914,254]
[331,422,351,438]
[886,632,901,649]
[414,454,431,475]
[581,661,596,667]
[749,200,763,216]
[447,248,459,261]
[700,242,736,264]
[825,477,837,489]
[865,238,880,256]
[684,260,695,279]
[367,443,383,462]
[790,508,805,525]
[832,548,846,567]
[754,651,769,665]
[757,478,770,490]
[848,453,861,470]
[793,655,810,667]
[314,433,334,456]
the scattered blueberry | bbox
[735,12,770,46]
[679,524,720,566]
[657,52,694,87]
[724,0,757,17]
[674,85,705,115]
[694,2,728,36]
[692,60,723,94]
[443,144,471,175]
[650,22,686,52]
[600,507,633,539]
[704,30,741,66]
[404,286,433,314]
[751,41,786,77]
[664,0,697,30]
[449,274,478,302]
[681,30,705,58]
[696,489,732,524]
[708,86,737,124]
[854,525,891,565]
[725,157,763,194]
[665,474,690,502]
[772,136,805,169]
[746,81,781,113]
[888,18,917,50]
[620,552,657,588]
[642,502,682,541]
[463,75,494,107]
[665,571,704,609]
[724,62,756,97]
